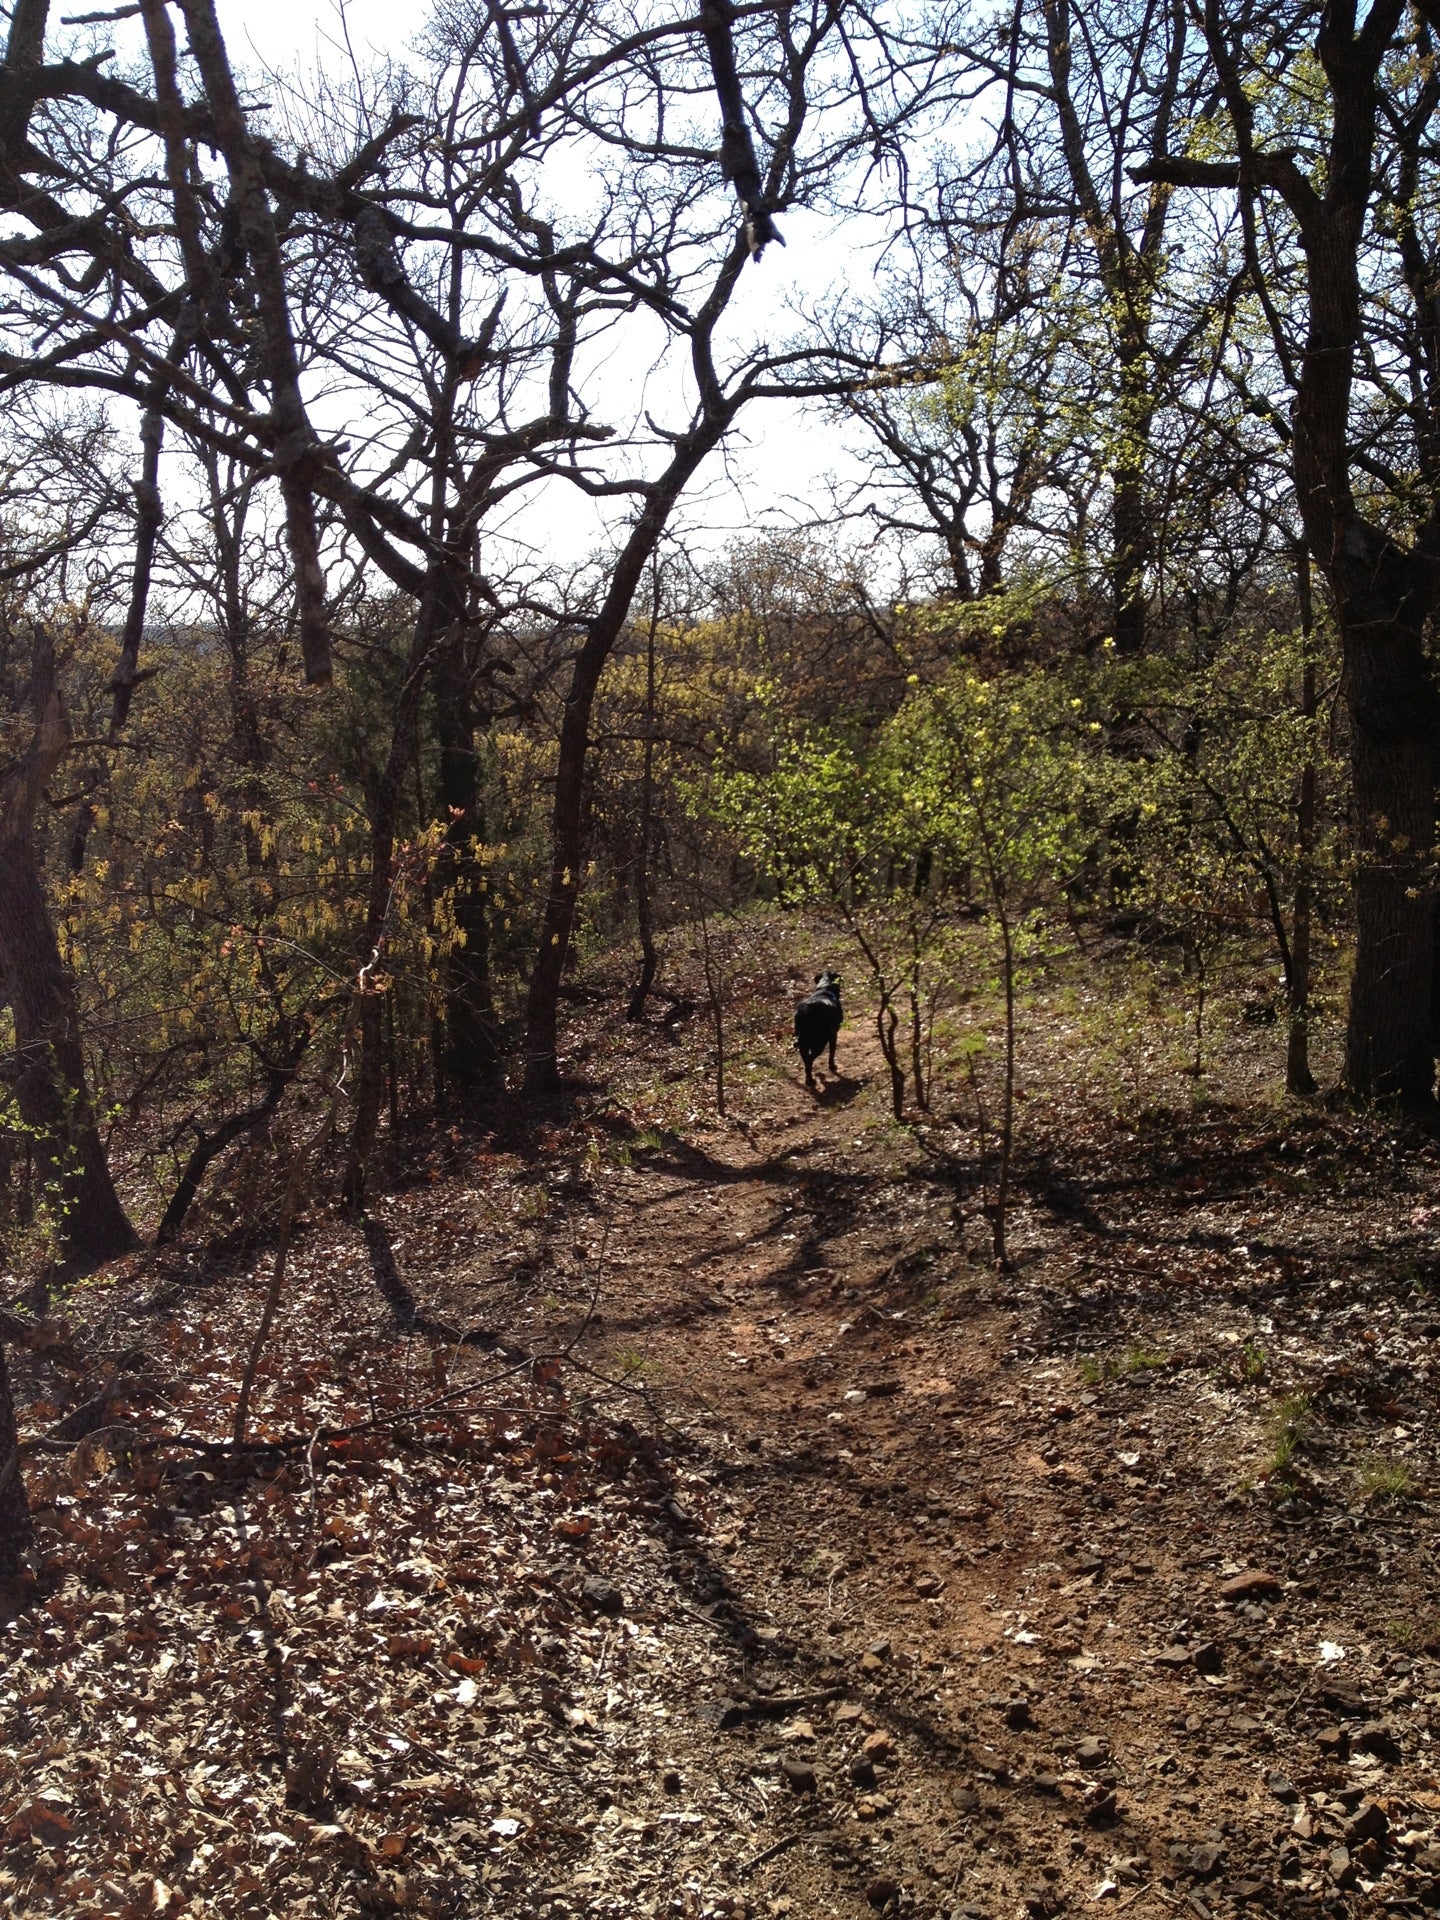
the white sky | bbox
[218,0,875,567]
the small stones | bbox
[661,1768,683,1795]
[1316,1726,1349,1759]
[1219,1570,1282,1601]
[1004,1696,1033,1730]
[580,1576,625,1616]
[1265,1771,1299,1803]
[780,1758,817,1794]
[1352,1718,1402,1762]
[914,1572,944,1597]
[1319,1678,1368,1717]
[950,1785,983,1815]
[849,1756,877,1790]
[1032,1771,1060,1795]
[1083,1785,1119,1826]
[1191,1641,1223,1676]
[1154,1646,1192,1671]
[1343,1799,1389,1845]
[865,1875,901,1911]
[1075,1735,1110,1768]
[861,1730,895,1763]
[1188,1841,1225,1879]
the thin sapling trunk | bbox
[992,903,1017,1270]
[0,1334,31,1577]
[694,893,726,1118]
[1288,556,1318,1097]
[876,998,905,1120]
[628,564,662,1021]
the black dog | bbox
[794,971,842,1086]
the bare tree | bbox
[520,0,921,1088]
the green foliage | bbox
[1078,1344,1171,1385]
[1096,609,1345,1075]
[1263,1392,1313,1484]
[1356,1455,1417,1503]
[705,646,1096,1117]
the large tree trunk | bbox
[1338,572,1436,1101]
[0,632,136,1265]
[1286,560,1318,1099]
[1134,3,1435,1095]
[1286,10,1437,1102]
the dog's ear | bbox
[814,972,823,984]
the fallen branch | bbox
[737,1830,803,1877]
[21,1348,554,1461]
[155,1022,310,1245]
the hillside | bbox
[5,934,1440,1919]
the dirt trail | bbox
[10,979,1440,1920]
[492,1005,1440,1920]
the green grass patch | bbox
[1356,1454,1417,1503]
[1077,1343,1171,1386]
[1263,1392,1312,1484]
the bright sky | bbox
[216,0,875,566]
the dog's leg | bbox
[828,1036,838,1073]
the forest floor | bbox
[7,918,1440,1920]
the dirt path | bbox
[9,977,1440,1920]
[495,1010,1440,1919]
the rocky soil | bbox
[5,930,1440,1920]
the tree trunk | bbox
[0,633,135,1267]
[1282,9,1435,1102]
[525,430,727,1091]
[0,1334,30,1577]
[1110,464,1149,658]
[696,899,726,1118]
[876,999,905,1119]
[342,622,432,1209]
[992,906,1017,1270]
[1341,600,1436,1102]
[628,574,661,1021]
[155,1020,309,1244]
[1287,561,1318,1098]
[433,609,498,1090]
